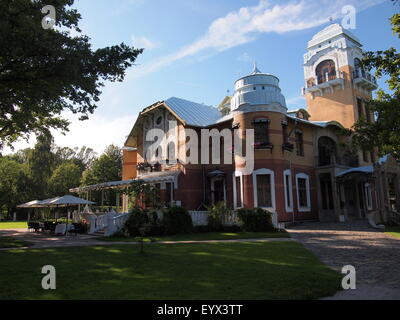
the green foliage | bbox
[353,7,400,159]
[49,162,81,196]
[81,145,122,186]
[123,206,193,238]
[124,208,162,237]
[26,131,56,199]
[0,0,143,148]
[0,157,30,218]
[206,201,231,231]
[237,208,275,232]
[163,206,193,235]
[123,180,161,209]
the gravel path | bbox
[287,220,400,300]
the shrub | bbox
[163,206,193,235]
[237,208,275,232]
[206,202,232,231]
[124,208,163,237]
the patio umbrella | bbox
[17,200,43,208]
[46,195,95,207]
[46,195,96,226]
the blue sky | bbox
[6,0,399,154]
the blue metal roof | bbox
[336,166,374,177]
[165,97,222,127]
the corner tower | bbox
[302,24,377,129]
[231,64,287,114]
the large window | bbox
[253,169,275,210]
[283,170,293,212]
[296,173,311,212]
[316,60,336,84]
[253,119,270,148]
[165,182,174,207]
[233,173,243,209]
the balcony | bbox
[303,71,345,96]
[352,68,378,91]
[137,162,161,174]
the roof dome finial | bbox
[252,61,261,74]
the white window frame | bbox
[296,173,311,212]
[364,183,373,210]
[283,169,293,212]
[252,168,276,212]
[233,171,244,210]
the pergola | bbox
[69,171,181,213]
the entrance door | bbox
[211,179,225,205]
[344,182,357,218]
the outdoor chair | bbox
[28,222,41,232]
[54,223,67,236]
[27,222,36,232]
[66,224,78,236]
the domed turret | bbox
[231,64,287,114]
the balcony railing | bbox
[137,162,161,174]
[305,71,344,89]
[352,68,377,86]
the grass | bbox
[0,241,342,300]
[100,231,290,243]
[0,221,27,229]
[386,226,400,239]
[0,237,32,249]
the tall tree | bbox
[0,0,143,149]
[81,144,122,186]
[352,6,400,159]
[49,162,81,196]
[26,131,56,199]
[80,145,122,206]
[0,157,31,218]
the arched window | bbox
[316,60,336,84]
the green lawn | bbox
[0,237,32,249]
[0,221,28,230]
[386,226,400,239]
[101,231,290,243]
[0,242,342,300]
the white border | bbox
[283,169,293,212]
[252,168,276,212]
[233,171,244,210]
[296,173,311,212]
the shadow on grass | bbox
[0,242,342,300]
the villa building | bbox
[72,24,400,226]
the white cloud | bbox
[3,113,137,155]
[132,35,160,50]
[237,52,254,63]
[131,0,385,77]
